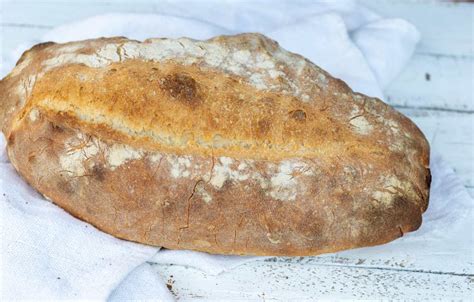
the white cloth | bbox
[1,1,472,301]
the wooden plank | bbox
[360,0,474,57]
[151,262,474,300]
[386,54,473,111]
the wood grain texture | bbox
[386,54,474,111]
[151,261,474,300]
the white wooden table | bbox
[1,0,473,300]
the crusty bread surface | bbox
[0,34,430,255]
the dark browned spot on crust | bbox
[289,109,306,121]
[28,153,36,163]
[259,97,274,105]
[425,168,432,187]
[57,179,74,194]
[398,226,404,237]
[296,209,325,240]
[7,133,15,145]
[91,164,106,182]
[389,196,423,234]
[50,123,64,133]
[338,192,354,204]
[257,119,271,136]
[16,41,56,66]
[332,78,351,91]
[258,97,276,112]
[160,73,199,107]
[77,48,97,56]
[420,167,431,212]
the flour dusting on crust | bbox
[107,144,143,170]
[36,34,329,100]
[59,133,100,175]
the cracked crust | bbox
[0,34,430,256]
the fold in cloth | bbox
[2,1,471,301]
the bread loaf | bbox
[0,34,430,256]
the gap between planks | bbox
[0,23,53,29]
[394,105,474,114]
[261,259,474,277]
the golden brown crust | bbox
[7,114,426,255]
[0,34,430,256]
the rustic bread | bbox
[0,34,430,256]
